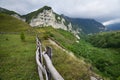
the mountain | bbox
[63,16,105,34]
[0,13,30,32]
[0,7,25,21]
[23,6,72,31]
[0,7,18,15]
[106,23,120,31]
[0,6,105,34]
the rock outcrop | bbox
[24,6,72,31]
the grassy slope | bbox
[0,34,39,80]
[1,13,118,79]
[35,27,120,80]
[0,13,31,32]
[0,31,93,80]
[43,40,91,80]
[0,14,95,80]
[34,27,99,79]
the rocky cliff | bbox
[23,6,72,31]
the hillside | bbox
[0,7,19,15]
[63,16,105,34]
[38,27,120,80]
[0,26,102,80]
[86,31,120,79]
[0,13,31,32]
[106,23,120,31]
[88,31,120,48]
[0,13,99,79]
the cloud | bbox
[102,18,120,26]
[0,0,120,22]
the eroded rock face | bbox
[29,9,71,31]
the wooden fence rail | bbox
[36,36,64,80]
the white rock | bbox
[90,76,98,80]
[29,9,68,30]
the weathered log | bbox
[43,52,64,80]
[36,47,46,74]
[38,66,44,80]
[36,37,64,80]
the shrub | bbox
[20,32,25,41]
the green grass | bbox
[42,40,94,80]
[35,27,120,80]
[1,21,119,80]
[54,36,120,80]
[0,13,31,32]
[0,31,94,80]
[35,27,77,48]
[0,34,39,80]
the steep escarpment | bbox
[23,6,72,31]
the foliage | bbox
[37,27,120,80]
[88,31,120,48]
[43,40,91,80]
[20,32,25,41]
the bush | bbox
[20,32,25,41]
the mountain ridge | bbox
[63,15,105,34]
[0,6,106,34]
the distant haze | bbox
[0,0,120,22]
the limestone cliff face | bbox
[27,7,72,31]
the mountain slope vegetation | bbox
[0,14,97,79]
[38,27,120,80]
[88,31,120,48]
[0,7,18,15]
[0,13,31,32]
[63,16,105,34]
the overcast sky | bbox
[0,0,120,23]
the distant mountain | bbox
[106,23,120,31]
[63,16,105,34]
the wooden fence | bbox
[36,36,64,80]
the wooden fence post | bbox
[45,46,52,80]
[36,36,64,80]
